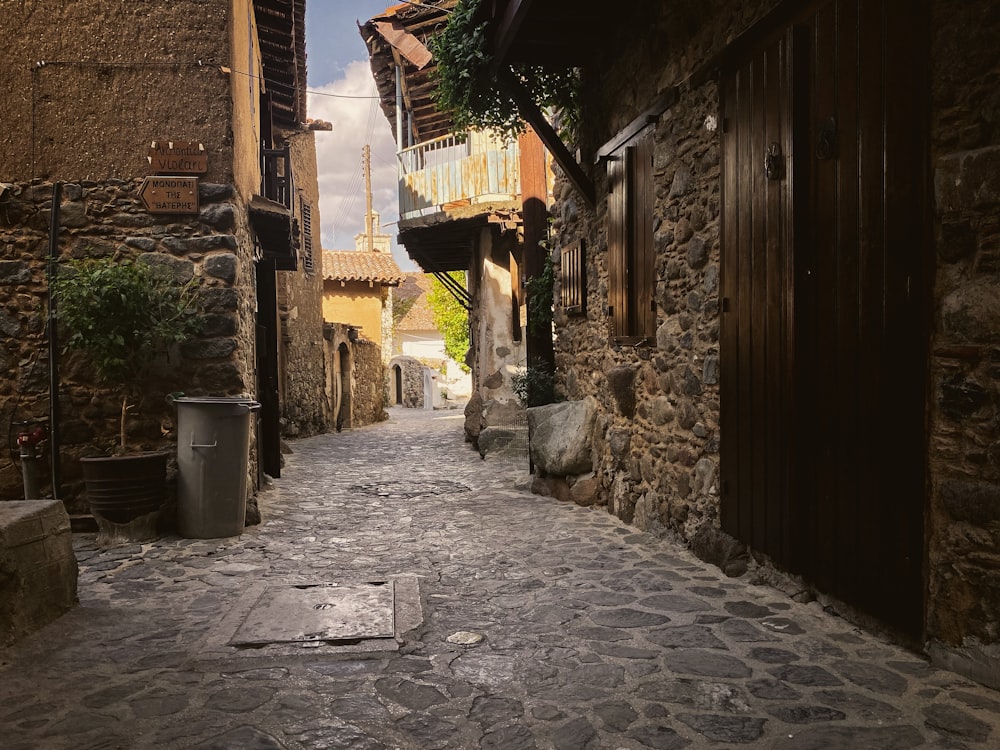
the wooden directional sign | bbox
[139,176,200,214]
[147,140,208,173]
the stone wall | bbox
[323,323,387,430]
[0,179,258,515]
[925,0,1000,670]
[551,0,769,538]
[545,0,1000,683]
[276,130,327,439]
[389,355,427,408]
[352,336,389,427]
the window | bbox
[560,239,586,316]
[607,127,655,344]
[300,198,315,275]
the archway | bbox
[335,343,352,431]
[393,364,403,405]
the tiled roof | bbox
[396,273,437,330]
[322,250,404,285]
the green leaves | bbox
[51,257,202,385]
[428,0,580,139]
[427,273,470,372]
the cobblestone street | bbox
[2,407,999,749]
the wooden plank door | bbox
[721,0,928,636]
[256,259,282,479]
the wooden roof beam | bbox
[499,68,594,209]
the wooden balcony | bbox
[397,132,520,222]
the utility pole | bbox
[363,144,375,253]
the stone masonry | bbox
[0,499,77,646]
[0,179,258,515]
[546,0,1000,686]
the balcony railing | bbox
[261,144,293,209]
[397,131,520,221]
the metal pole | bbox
[47,181,62,498]
[395,65,404,147]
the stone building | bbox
[392,272,472,405]
[0,0,327,509]
[475,0,1000,689]
[323,322,388,431]
[360,1,534,416]
[321,212,404,360]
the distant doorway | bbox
[393,365,403,405]
[336,343,352,431]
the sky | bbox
[304,1,416,271]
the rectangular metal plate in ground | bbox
[229,582,395,646]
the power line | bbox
[32,59,385,101]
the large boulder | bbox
[528,398,598,476]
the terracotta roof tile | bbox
[322,250,404,285]
[395,272,437,330]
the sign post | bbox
[147,141,208,174]
[138,176,200,214]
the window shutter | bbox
[300,199,315,275]
[632,130,655,340]
[607,126,655,344]
[560,239,586,315]
[607,154,627,339]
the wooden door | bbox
[256,260,282,478]
[720,0,928,636]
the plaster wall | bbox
[277,129,327,437]
[470,227,523,403]
[0,0,235,184]
[322,281,386,347]
[230,0,264,200]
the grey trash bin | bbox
[173,396,260,538]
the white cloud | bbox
[308,60,415,270]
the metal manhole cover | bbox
[229,581,395,646]
[347,480,471,498]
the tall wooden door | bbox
[720,0,928,636]
[256,260,282,479]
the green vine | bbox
[525,251,554,337]
[511,356,556,408]
[428,0,580,139]
[426,273,471,372]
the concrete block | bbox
[0,500,78,646]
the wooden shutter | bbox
[607,126,655,344]
[607,151,627,339]
[631,130,655,341]
[560,239,586,315]
[300,199,315,275]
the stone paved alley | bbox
[2,407,1000,749]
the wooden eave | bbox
[398,204,521,274]
[254,0,307,128]
[360,1,458,145]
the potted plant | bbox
[51,254,201,542]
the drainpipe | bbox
[395,64,404,148]
[47,181,62,498]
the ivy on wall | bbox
[427,273,471,372]
[428,0,579,139]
